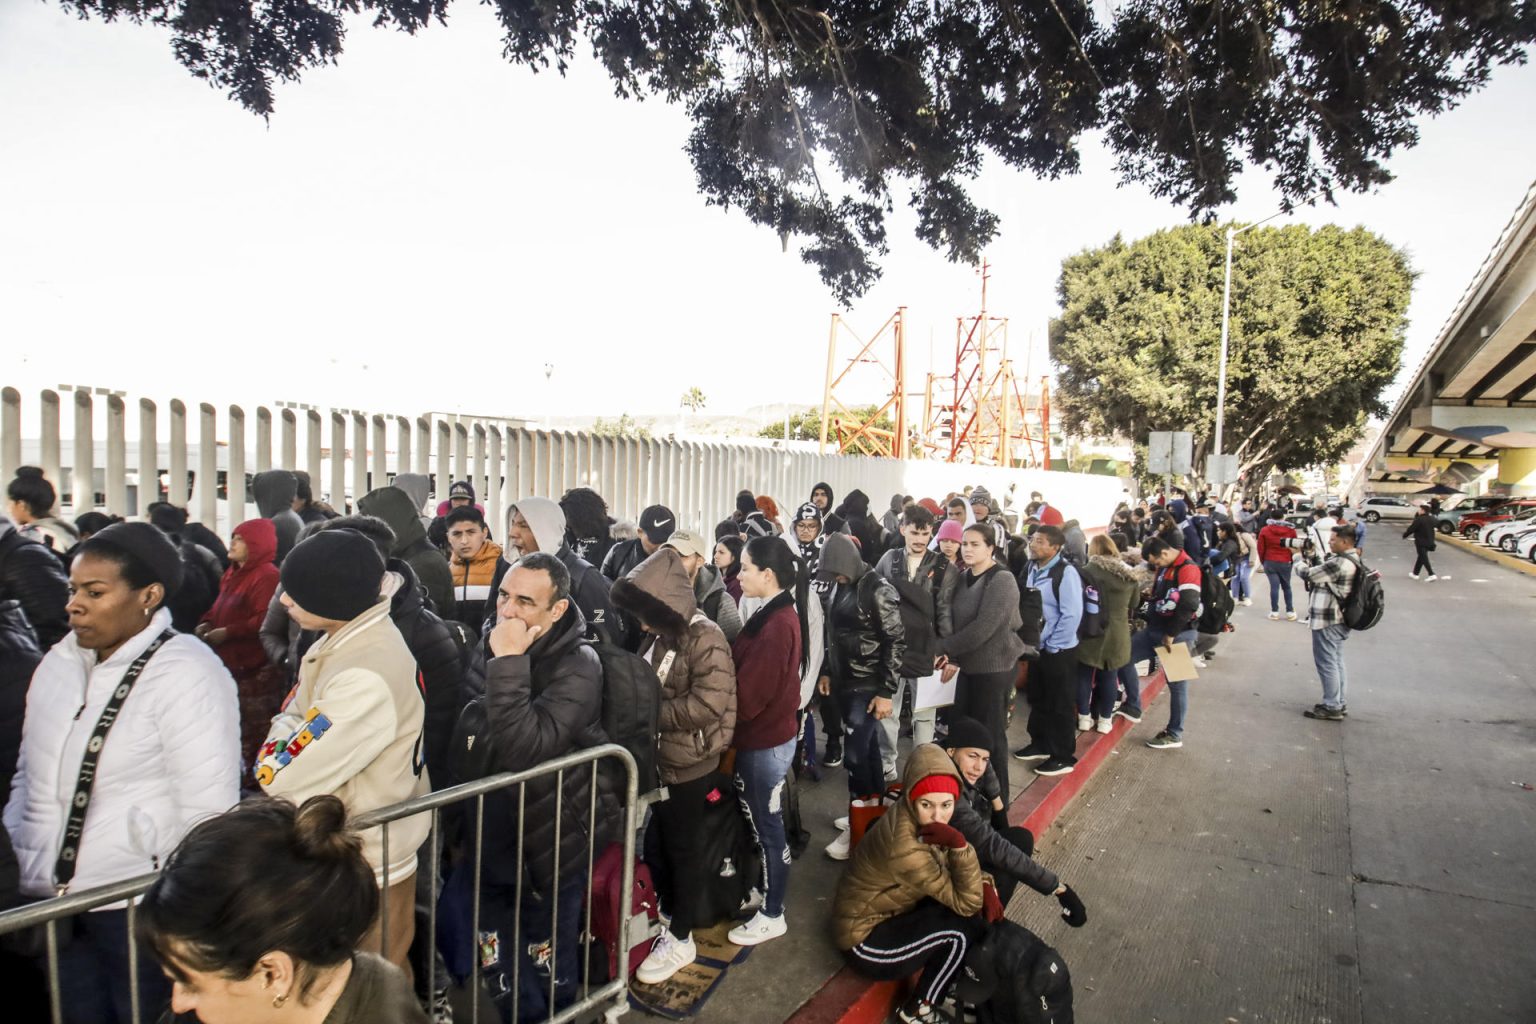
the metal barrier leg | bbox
[380,819,391,959]
[47,918,62,1024]
[550,769,563,1019]
[471,794,485,1024]
[127,900,141,1024]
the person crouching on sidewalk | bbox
[834,745,991,1024]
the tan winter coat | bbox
[611,547,737,785]
[833,744,986,949]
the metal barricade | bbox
[0,743,640,1024]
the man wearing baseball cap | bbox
[601,504,674,584]
[664,529,742,642]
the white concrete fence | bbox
[0,386,1126,537]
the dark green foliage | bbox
[1051,222,1414,479]
[56,1,1533,302]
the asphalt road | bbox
[1009,531,1536,1024]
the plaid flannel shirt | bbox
[1296,549,1359,630]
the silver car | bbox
[1356,496,1418,522]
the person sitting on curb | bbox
[942,715,1084,914]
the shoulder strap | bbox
[53,628,176,894]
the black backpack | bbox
[1196,563,1235,633]
[588,637,662,797]
[1017,560,1096,651]
[165,540,221,633]
[1338,553,1385,631]
[962,920,1074,1024]
[679,771,764,928]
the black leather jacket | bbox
[820,534,906,698]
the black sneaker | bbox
[1312,702,1348,716]
[1303,706,1346,721]
[1145,731,1183,749]
[1034,757,1076,777]
[822,742,844,767]
[1113,705,1143,723]
[1012,744,1050,762]
[896,997,945,1024]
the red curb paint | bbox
[785,669,1168,1024]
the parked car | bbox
[1481,508,1536,550]
[1516,530,1536,563]
[1434,495,1507,535]
[1355,496,1418,522]
[1460,498,1536,538]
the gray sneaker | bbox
[1145,731,1183,749]
[1304,706,1346,721]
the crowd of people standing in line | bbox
[0,462,1371,1024]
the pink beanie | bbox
[936,520,964,543]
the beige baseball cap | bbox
[663,529,709,559]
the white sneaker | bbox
[1095,717,1114,735]
[833,815,849,830]
[1267,612,1281,620]
[1408,572,1419,580]
[1241,598,1252,606]
[1077,714,1093,732]
[728,911,788,946]
[1192,656,1207,668]
[1426,575,1438,581]
[1286,612,1298,621]
[636,929,696,985]
[825,827,852,861]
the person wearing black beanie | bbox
[279,529,385,626]
[260,527,429,976]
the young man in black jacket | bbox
[817,533,906,861]
[1403,504,1439,581]
[872,504,955,780]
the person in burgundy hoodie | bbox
[727,535,806,948]
[197,518,282,771]
[1256,509,1299,620]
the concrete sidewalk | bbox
[1007,532,1536,1023]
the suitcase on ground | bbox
[589,841,659,980]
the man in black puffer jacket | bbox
[475,552,612,1022]
[0,518,69,651]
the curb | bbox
[1439,533,1536,578]
[784,669,1171,1024]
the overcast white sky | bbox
[3,2,1534,424]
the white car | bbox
[1517,530,1536,563]
[1356,496,1418,522]
[1479,506,1536,548]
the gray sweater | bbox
[936,563,1026,673]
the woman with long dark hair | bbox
[932,524,1024,804]
[713,535,744,605]
[6,466,78,554]
[726,536,807,946]
[138,794,426,1023]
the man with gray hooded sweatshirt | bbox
[357,485,457,620]
[487,497,626,650]
[252,469,305,564]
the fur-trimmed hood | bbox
[1088,552,1139,583]
[610,546,697,638]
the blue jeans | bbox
[482,879,584,1024]
[1075,662,1119,720]
[735,738,796,917]
[838,687,887,798]
[1311,624,1350,710]
[1131,626,1197,738]
[1114,661,1144,714]
[1231,557,1252,600]
[1263,560,1293,613]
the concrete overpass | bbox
[1354,179,1536,499]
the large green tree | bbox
[54,2,1532,302]
[1050,223,1412,479]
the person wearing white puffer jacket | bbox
[4,522,240,1024]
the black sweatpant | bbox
[645,772,717,939]
[954,667,1018,805]
[1026,648,1079,762]
[844,900,986,1006]
[1412,546,1435,576]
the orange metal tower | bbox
[819,308,908,458]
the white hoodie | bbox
[4,608,240,902]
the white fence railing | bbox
[0,386,1126,536]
